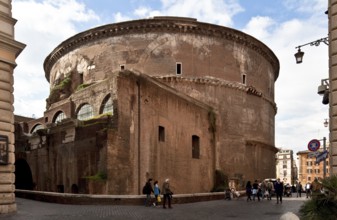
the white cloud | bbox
[134,0,244,26]
[12,0,99,117]
[242,16,275,40]
[113,12,133,23]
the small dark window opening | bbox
[57,185,64,193]
[45,117,48,123]
[192,135,200,159]
[176,62,182,75]
[120,65,125,70]
[79,73,83,85]
[159,126,165,142]
[242,74,246,84]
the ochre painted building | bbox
[297,149,330,185]
[15,17,279,195]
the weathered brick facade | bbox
[15,17,279,195]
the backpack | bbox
[142,185,147,194]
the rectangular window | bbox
[79,73,83,85]
[192,135,200,159]
[283,165,287,168]
[242,74,246,84]
[176,62,182,75]
[159,126,165,142]
[120,65,125,70]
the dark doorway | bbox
[15,159,33,190]
[71,184,79,193]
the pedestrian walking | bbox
[296,181,302,198]
[260,180,267,199]
[143,178,154,206]
[246,181,252,202]
[153,180,161,206]
[162,178,173,209]
[274,178,284,204]
[305,182,311,198]
[266,179,274,200]
[252,180,260,201]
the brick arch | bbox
[76,103,94,120]
[99,94,113,114]
[52,110,66,123]
[30,123,44,134]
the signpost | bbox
[308,151,321,158]
[308,139,320,151]
[316,150,329,164]
[307,137,328,178]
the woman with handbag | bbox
[153,180,161,206]
[162,178,173,209]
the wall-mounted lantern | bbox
[0,135,9,165]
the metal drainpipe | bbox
[137,80,141,194]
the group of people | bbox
[143,178,173,209]
[295,178,323,199]
[245,178,284,204]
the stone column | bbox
[329,0,337,175]
[0,0,25,214]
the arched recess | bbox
[30,124,44,134]
[76,103,93,120]
[71,184,79,193]
[100,94,113,114]
[53,111,66,123]
[15,159,34,190]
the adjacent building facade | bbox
[15,17,279,195]
[297,149,330,184]
[276,149,297,185]
[0,0,25,214]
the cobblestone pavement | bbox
[0,196,307,220]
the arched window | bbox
[77,103,93,120]
[100,95,113,114]
[53,111,66,123]
[30,124,44,134]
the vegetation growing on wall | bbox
[46,76,71,108]
[76,83,92,91]
[83,171,107,181]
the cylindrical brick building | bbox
[17,17,279,194]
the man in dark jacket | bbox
[144,178,154,206]
[274,178,284,204]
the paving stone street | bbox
[0,196,307,220]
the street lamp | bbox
[318,78,330,104]
[324,119,329,127]
[294,37,329,64]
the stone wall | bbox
[0,0,25,214]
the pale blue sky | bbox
[12,0,329,154]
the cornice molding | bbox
[154,75,277,113]
[44,16,279,82]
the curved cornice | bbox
[43,16,279,82]
[153,75,277,114]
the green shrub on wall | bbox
[83,171,107,181]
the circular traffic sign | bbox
[308,139,320,152]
